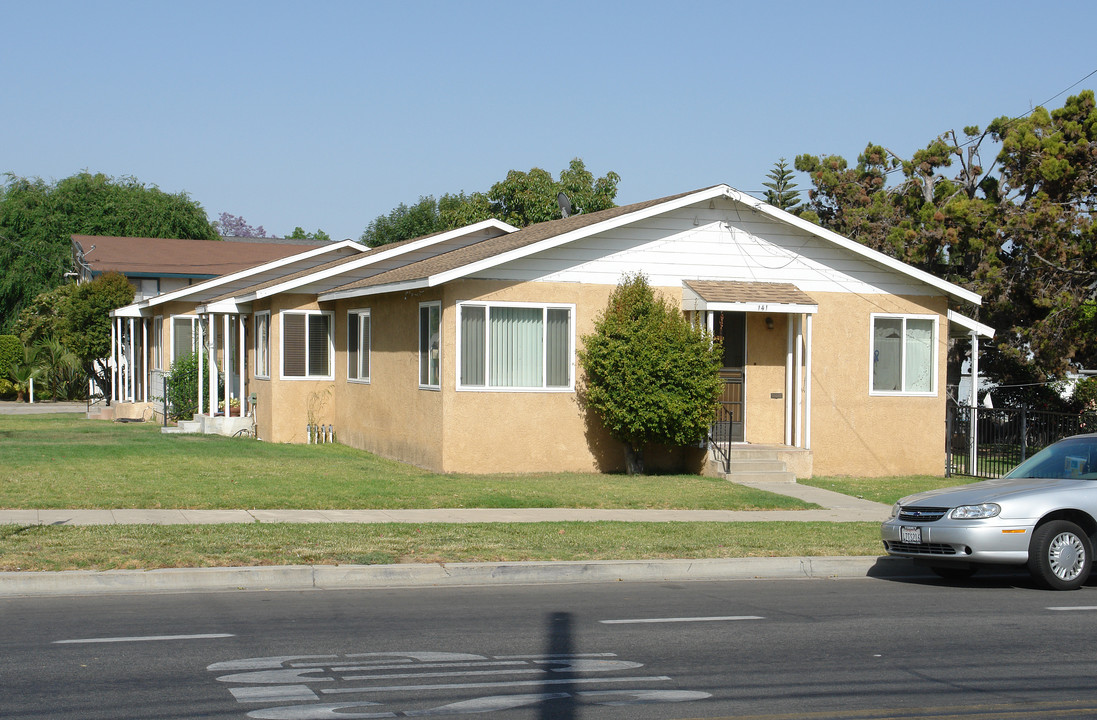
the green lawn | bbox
[0,413,902,571]
[800,474,980,505]
[0,414,813,511]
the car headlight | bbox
[890,502,901,519]
[950,503,1001,519]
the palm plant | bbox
[9,345,43,403]
[34,337,85,400]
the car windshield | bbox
[1005,436,1097,480]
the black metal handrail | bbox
[708,403,735,474]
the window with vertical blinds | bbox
[281,311,333,379]
[458,302,573,390]
[171,316,196,363]
[255,312,270,378]
[348,309,370,382]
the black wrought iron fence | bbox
[947,404,1097,479]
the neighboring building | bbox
[105,186,993,477]
[72,234,331,301]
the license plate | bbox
[901,526,923,544]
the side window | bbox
[348,309,371,383]
[255,312,270,379]
[419,302,440,389]
[871,314,936,395]
[171,316,198,363]
[281,311,333,380]
[457,302,574,391]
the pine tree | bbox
[762,158,802,212]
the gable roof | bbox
[73,235,332,279]
[318,186,981,306]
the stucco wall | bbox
[806,291,949,477]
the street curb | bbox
[0,556,927,598]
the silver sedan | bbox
[881,433,1097,590]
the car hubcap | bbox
[1049,532,1086,581]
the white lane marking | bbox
[320,675,672,694]
[1048,606,1097,611]
[54,633,234,644]
[600,615,764,624]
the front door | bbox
[713,312,746,442]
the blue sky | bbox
[4,1,1095,241]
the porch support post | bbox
[238,314,247,417]
[141,318,148,402]
[127,317,135,403]
[969,330,979,474]
[805,313,813,450]
[794,314,803,448]
[784,319,793,446]
[197,317,205,417]
[223,313,231,414]
[110,317,118,403]
[209,314,219,420]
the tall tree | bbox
[762,158,802,212]
[793,90,1097,398]
[360,158,620,247]
[64,272,135,404]
[0,172,217,333]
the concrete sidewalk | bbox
[0,485,901,598]
[0,484,891,527]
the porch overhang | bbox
[947,309,994,339]
[682,280,818,315]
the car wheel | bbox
[930,566,977,580]
[1028,520,1093,590]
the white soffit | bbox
[947,309,995,338]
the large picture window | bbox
[281,311,333,379]
[419,302,440,388]
[255,312,270,379]
[348,309,371,383]
[871,314,936,395]
[458,302,573,391]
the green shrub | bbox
[164,352,221,421]
[0,335,21,380]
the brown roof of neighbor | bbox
[72,235,332,277]
[326,188,715,294]
[683,279,816,306]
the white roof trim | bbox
[250,219,518,301]
[723,188,983,306]
[113,239,368,315]
[321,278,429,302]
[948,309,995,338]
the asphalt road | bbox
[6,571,1097,719]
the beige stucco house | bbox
[107,185,993,477]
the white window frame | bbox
[280,310,334,381]
[169,314,199,365]
[419,301,441,390]
[869,313,938,397]
[347,308,371,384]
[456,300,575,392]
[254,311,271,380]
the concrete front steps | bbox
[708,444,812,483]
[161,413,254,437]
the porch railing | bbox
[947,404,1097,479]
[708,403,735,475]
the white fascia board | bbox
[427,186,733,287]
[700,301,818,315]
[110,305,146,318]
[319,278,429,302]
[253,220,519,301]
[723,188,983,307]
[948,309,995,338]
[140,239,367,309]
[197,299,252,314]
